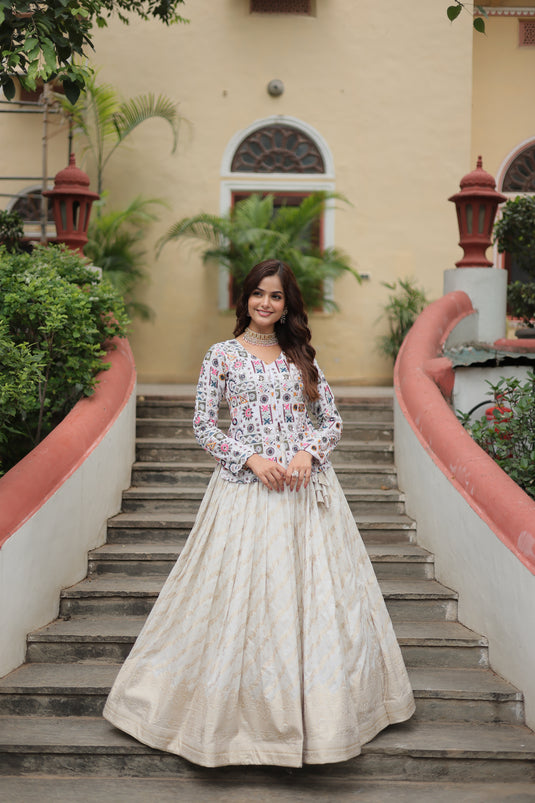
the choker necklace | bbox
[242,327,278,347]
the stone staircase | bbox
[1,393,535,801]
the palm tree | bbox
[158,192,360,311]
[84,194,165,320]
[59,74,181,195]
[376,278,429,361]
[56,75,181,318]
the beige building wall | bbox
[1,1,474,385]
[472,6,535,183]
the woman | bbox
[103,259,415,767]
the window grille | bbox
[502,145,535,192]
[519,19,535,47]
[10,190,53,224]
[231,125,325,173]
[250,0,312,15]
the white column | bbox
[443,267,507,343]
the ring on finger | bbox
[291,470,299,478]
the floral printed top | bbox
[193,339,343,484]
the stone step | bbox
[105,512,417,546]
[26,617,490,669]
[57,575,457,621]
[408,667,524,725]
[2,776,535,803]
[135,438,395,465]
[1,716,534,782]
[0,664,522,725]
[131,460,400,490]
[9,392,533,789]
[120,485,407,516]
[394,621,489,669]
[136,397,394,424]
[136,417,395,442]
[0,664,118,718]
[88,541,434,581]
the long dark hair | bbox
[233,259,319,400]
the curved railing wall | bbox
[394,290,535,728]
[0,337,136,677]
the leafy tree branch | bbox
[0,0,188,103]
[447,2,487,33]
[0,244,129,475]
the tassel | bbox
[312,472,330,508]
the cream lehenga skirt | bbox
[103,466,415,767]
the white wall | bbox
[443,268,507,342]
[0,388,136,678]
[453,364,532,424]
[394,399,535,730]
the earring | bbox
[280,308,288,324]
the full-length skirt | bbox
[103,466,415,767]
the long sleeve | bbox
[299,364,343,465]
[193,345,255,475]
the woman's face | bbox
[247,274,286,333]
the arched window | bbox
[497,141,535,282]
[8,187,55,244]
[219,117,335,308]
[502,143,535,193]
[231,124,325,174]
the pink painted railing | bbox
[0,337,136,548]
[394,291,535,574]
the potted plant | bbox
[376,278,429,362]
[494,195,535,335]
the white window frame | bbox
[7,183,56,242]
[492,136,535,269]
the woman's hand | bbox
[245,454,287,492]
[285,451,313,492]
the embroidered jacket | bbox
[193,339,343,483]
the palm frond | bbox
[57,76,181,194]
[93,196,164,232]
[123,300,154,321]
[230,227,288,250]
[84,195,163,319]
[309,246,362,281]
[157,214,233,255]
[58,77,119,179]
[273,192,348,240]
[112,93,180,153]
[232,194,274,230]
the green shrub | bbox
[458,372,535,500]
[507,281,535,327]
[376,278,429,362]
[494,195,535,278]
[0,244,129,475]
[0,210,24,253]
[85,195,164,320]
